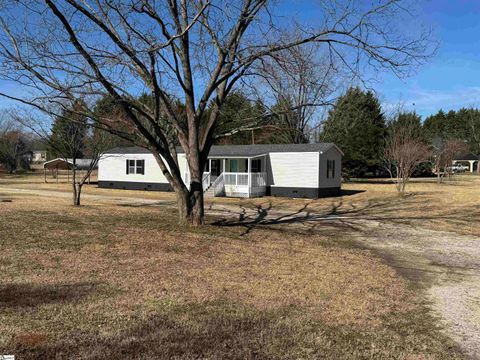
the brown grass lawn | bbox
[0,174,467,359]
[209,174,480,236]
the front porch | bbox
[186,155,268,198]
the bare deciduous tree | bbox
[432,137,469,183]
[13,108,113,206]
[258,44,337,143]
[384,125,432,194]
[0,0,435,225]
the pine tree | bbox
[321,87,386,177]
[49,102,88,159]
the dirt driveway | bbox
[1,185,479,358]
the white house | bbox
[98,143,343,199]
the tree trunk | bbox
[71,167,81,206]
[72,183,82,206]
[151,148,205,226]
[175,181,204,226]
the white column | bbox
[247,157,251,197]
[469,160,475,173]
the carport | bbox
[453,153,480,173]
[43,158,96,183]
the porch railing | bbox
[202,172,211,191]
[212,173,225,197]
[184,171,211,191]
[185,171,267,197]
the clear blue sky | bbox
[1,0,479,121]
[379,0,480,118]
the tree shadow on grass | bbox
[0,282,101,309]
[211,193,480,237]
[211,201,365,237]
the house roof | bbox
[454,153,479,161]
[105,143,342,157]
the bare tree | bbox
[258,44,337,143]
[432,137,469,183]
[384,125,432,194]
[0,0,434,225]
[13,107,113,206]
[71,129,113,206]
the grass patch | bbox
[0,194,463,359]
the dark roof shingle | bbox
[105,143,340,157]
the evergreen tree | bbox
[213,92,274,145]
[321,87,386,177]
[388,111,425,141]
[49,102,88,159]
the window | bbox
[251,159,262,173]
[126,159,145,175]
[327,160,335,179]
[136,160,145,175]
[230,159,238,172]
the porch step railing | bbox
[202,172,211,191]
[184,172,211,192]
[211,173,225,197]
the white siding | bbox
[98,152,188,184]
[267,152,319,188]
[318,147,342,188]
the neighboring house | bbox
[453,153,480,173]
[98,143,343,199]
[32,150,47,163]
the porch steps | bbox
[204,184,215,198]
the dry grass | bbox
[1,171,478,235]
[0,191,463,359]
[206,175,480,236]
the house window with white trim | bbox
[126,159,145,175]
[327,160,335,178]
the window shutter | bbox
[126,159,129,174]
[332,160,335,178]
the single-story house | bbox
[98,143,343,199]
[32,150,47,163]
[453,153,479,173]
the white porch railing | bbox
[184,171,267,197]
[184,171,210,191]
[202,172,211,191]
[212,173,225,197]
[223,172,267,197]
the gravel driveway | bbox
[353,220,480,359]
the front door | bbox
[210,159,221,181]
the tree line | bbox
[320,87,479,181]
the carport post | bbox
[44,167,47,183]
